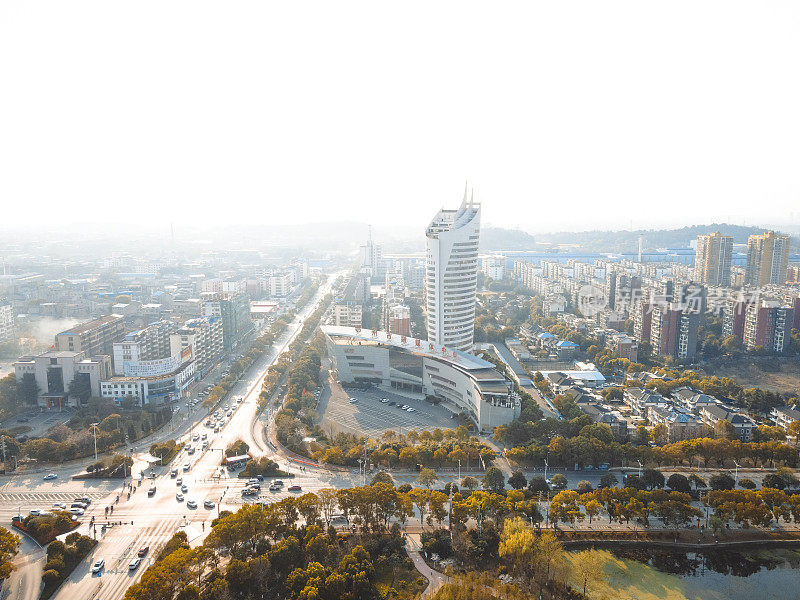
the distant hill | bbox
[535,224,798,253]
[480,227,537,251]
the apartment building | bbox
[202,292,253,353]
[112,320,175,375]
[743,301,794,352]
[481,255,506,280]
[169,316,223,374]
[0,300,14,343]
[694,232,733,286]
[647,405,702,442]
[333,303,363,328]
[388,304,411,336]
[55,314,125,357]
[745,231,791,286]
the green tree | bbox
[482,467,505,492]
[507,471,527,490]
[417,468,438,489]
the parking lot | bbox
[319,377,456,437]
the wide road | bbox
[27,274,340,600]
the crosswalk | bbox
[0,490,109,504]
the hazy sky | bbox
[2,2,799,233]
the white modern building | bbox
[322,325,519,432]
[100,358,196,405]
[425,189,481,351]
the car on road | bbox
[268,484,280,492]
[43,473,57,480]
[287,485,302,492]
[176,493,184,502]
[183,463,191,472]
[186,499,197,509]
[381,398,389,403]
[272,480,284,487]
[176,477,182,485]
[248,478,261,485]
[242,487,259,496]
[69,507,85,515]
[53,502,67,510]
[181,484,188,493]
[407,407,415,412]
[203,500,216,509]
[202,441,209,450]
[91,559,105,574]
[349,397,358,404]
[129,557,142,571]
[148,487,156,497]
[192,434,200,441]
[187,446,195,455]
[137,546,149,557]
[170,469,178,478]
[201,433,207,440]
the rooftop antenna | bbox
[638,235,643,262]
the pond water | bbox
[610,547,800,600]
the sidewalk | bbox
[405,534,450,599]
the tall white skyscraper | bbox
[425,188,481,351]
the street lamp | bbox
[637,459,643,480]
[733,460,740,487]
[458,459,461,483]
[89,423,100,462]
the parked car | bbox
[349,397,358,404]
[69,507,85,515]
[272,480,284,486]
[91,559,105,574]
[75,496,91,505]
[203,500,216,509]
[381,398,389,403]
[288,485,302,492]
[186,499,197,509]
[148,487,156,497]
[181,484,188,493]
[29,508,44,516]
[53,502,67,510]
[43,473,57,481]
[176,493,184,502]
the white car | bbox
[186,499,197,509]
[29,508,44,516]
[43,473,58,481]
[53,502,67,510]
[407,407,415,413]
[129,557,142,571]
[381,398,389,403]
[203,500,216,509]
[176,493,184,502]
[181,484,188,493]
[69,507,85,515]
[91,559,105,574]
[183,463,191,472]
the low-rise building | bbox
[623,387,669,417]
[14,351,112,409]
[322,325,520,432]
[699,404,756,441]
[771,406,800,432]
[648,405,702,441]
[55,314,125,357]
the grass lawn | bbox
[700,358,800,395]
[565,550,691,600]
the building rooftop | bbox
[57,314,122,336]
[321,325,495,372]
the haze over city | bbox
[2,1,800,233]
